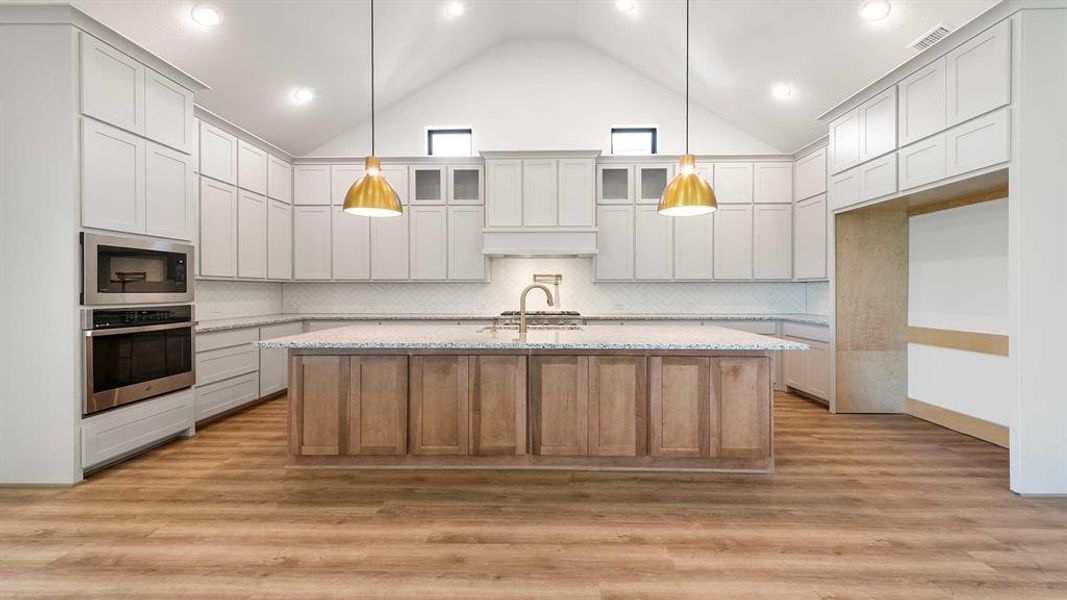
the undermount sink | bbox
[477,324,584,332]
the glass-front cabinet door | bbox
[636,163,674,204]
[596,165,633,204]
[410,166,446,204]
[447,166,484,205]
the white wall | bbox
[309,39,783,157]
[0,25,81,484]
[907,199,1010,426]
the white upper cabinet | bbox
[793,194,827,280]
[595,205,634,280]
[634,205,673,280]
[636,164,673,205]
[858,153,898,202]
[447,166,484,205]
[753,162,793,204]
[558,159,595,227]
[237,190,267,279]
[485,159,523,226]
[945,107,1010,178]
[331,207,370,281]
[946,19,1011,127]
[293,165,332,205]
[411,167,446,205]
[370,212,410,280]
[828,168,861,212]
[382,165,409,204]
[858,87,897,163]
[267,199,292,280]
[237,141,268,195]
[753,204,792,280]
[673,212,714,281]
[267,155,292,204]
[80,34,145,135]
[448,206,486,281]
[794,148,827,201]
[199,178,238,278]
[199,123,238,185]
[145,141,194,241]
[293,206,332,279]
[597,165,634,204]
[330,164,363,205]
[144,69,194,154]
[898,58,947,146]
[713,163,754,204]
[522,159,559,226]
[898,133,947,191]
[828,108,861,174]
[410,206,448,280]
[713,204,753,280]
[82,119,145,234]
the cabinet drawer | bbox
[858,153,897,202]
[946,108,1010,178]
[898,134,947,191]
[197,327,260,352]
[195,373,260,422]
[782,322,830,343]
[196,344,259,385]
[81,389,192,469]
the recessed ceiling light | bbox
[292,87,315,105]
[615,0,636,13]
[772,83,793,99]
[445,1,465,17]
[858,0,891,22]
[190,5,222,27]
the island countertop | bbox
[255,322,808,351]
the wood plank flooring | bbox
[2,392,1066,599]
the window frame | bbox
[426,128,474,157]
[610,126,659,155]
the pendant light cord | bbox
[370,0,376,156]
[685,0,690,155]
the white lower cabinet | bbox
[199,177,238,278]
[753,204,792,280]
[293,206,332,280]
[82,118,145,234]
[195,373,259,423]
[793,194,827,280]
[267,199,292,280]
[673,212,714,280]
[237,190,267,279]
[410,206,448,280]
[596,205,635,280]
[634,206,673,280]
[259,322,305,397]
[145,141,195,241]
[331,207,370,280]
[81,388,193,470]
[713,204,753,280]
[781,324,831,402]
[194,328,261,423]
[370,212,410,280]
[448,206,486,281]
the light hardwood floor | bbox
[2,393,1066,599]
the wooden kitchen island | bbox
[257,324,806,473]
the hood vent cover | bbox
[909,24,952,52]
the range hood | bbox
[481,229,598,258]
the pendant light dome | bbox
[343,0,402,218]
[658,0,717,217]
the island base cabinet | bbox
[410,356,470,456]
[471,356,527,456]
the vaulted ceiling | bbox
[68,0,998,155]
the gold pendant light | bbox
[658,0,716,217]
[343,0,402,218]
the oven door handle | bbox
[84,321,196,337]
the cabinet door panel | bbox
[753,162,793,204]
[267,199,292,280]
[294,165,332,205]
[597,165,633,204]
[712,163,754,204]
[411,167,446,204]
[447,166,484,205]
[348,356,408,455]
[753,204,792,280]
[636,164,673,204]
[793,194,827,280]
[595,205,634,280]
[145,141,194,241]
[898,134,947,191]
[330,164,363,206]
[332,206,370,280]
[531,356,588,456]
[522,159,559,226]
[486,159,523,226]
[267,156,293,203]
[199,178,238,277]
[382,165,409,204]
[794,148,827,201]
[588,356,646,457]
[946,20,1011,127]
[859,88,897,162]
[370,212,410,280]
[237,191,268,279]
[806,342,830,400]
[650,357,710,458]
[712,357,771,459]
[410,356,469,456]
[471,356,527,456]
[259,322,304,397]
[898,58,947,146]
[782,343,806,391]
[829,109,861,174]
[634,206,673,280]
[296,356,344,456]
[410,206,448,280]
[80,34,144,134]
[558,159,595,227]
[293,206,332,279]
[82,119,145,234]
[448,207,486,281]
[144,69,194,153]
[945,107,1010,178]
[199,123,238,185]
[828,168,861,212]
[858,153,898,202]
[713,205,753,280]
[673,212,714,280]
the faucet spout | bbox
[518,284,554,334]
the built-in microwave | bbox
[82,233,194,305]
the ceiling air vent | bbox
[909,24,952,51]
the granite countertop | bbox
[196,312,830,333]
[254,323,808,351]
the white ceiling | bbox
[68,0,999,155]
